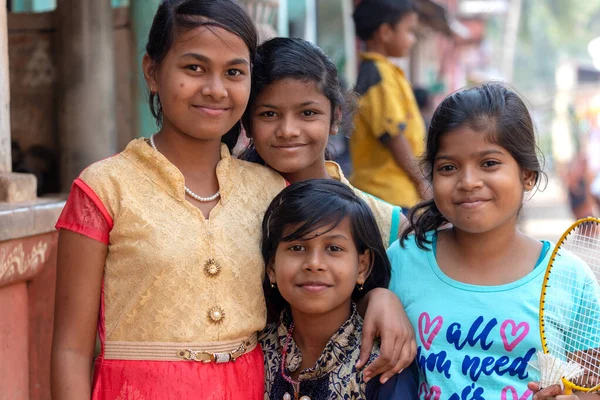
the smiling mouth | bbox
[456,199,488,208]
[273,144,307,150]
[192,106,229,116]
[297,283,332,293]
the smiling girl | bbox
[387,82,600,399]
[260,179,418,400]
[241,37,402,249]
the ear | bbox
[356,249,373,286]
[522,169,537,191]
[266,260,277,285]
[376,22,394,43]
[142,53,158,93]
[330,107,342,136]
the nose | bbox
[303,249,325,272]
[201,74,228,100]
[457,166,483,191]
[276,115,300,139]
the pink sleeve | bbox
[55,178,113,244]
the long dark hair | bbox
[145,0,258,151]
[240,37,356,164]
[262,179,391,317]
[401,82,545,249]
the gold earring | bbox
[270,282,276,289]
[357,283,364,291]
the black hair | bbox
[240,37,356,164]
[262,179,391,317]
[401,82,546,249]
[353,0,418,41]
[145,0,258,151]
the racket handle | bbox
[563,386,573,395]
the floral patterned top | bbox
[260,304,419,400]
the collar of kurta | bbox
[277,303,362,380]
[325,160,350,185]
[120,138,234,205]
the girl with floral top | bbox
[51,1,412,398]
[260,179,419,400]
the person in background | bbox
[412,86,433,130]
[350,0,428,214]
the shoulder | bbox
[356,59,383,95]
[230,157,287,189]
[79,139,146,187]
[550,242,597,284]
[387,231,432,258]
[79,153,127,182]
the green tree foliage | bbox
[514,0,600,91]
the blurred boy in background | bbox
[350,0,428,213]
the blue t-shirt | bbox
[387,231,600,400]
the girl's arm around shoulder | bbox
[356,288,417,384]
[51,230,107,399]
[365,360,420,400]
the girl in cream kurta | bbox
[56,139,286,398]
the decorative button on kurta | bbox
[204,258,221,277]
[208,306,225,324]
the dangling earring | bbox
[357,283,364,291]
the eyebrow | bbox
[180,52,249,66]
[435,149,505,161]
[256,101,321,109]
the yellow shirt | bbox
[350,52,425,208]
[79,138,286,344]
[326,161,400,246]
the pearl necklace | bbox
[149,135,220,203]
[281,323,311,400]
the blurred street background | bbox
[1,1,600,397]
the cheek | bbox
[231,82,251,106]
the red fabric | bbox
[90,346,265,400]
[55,179,112,244]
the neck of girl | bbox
[289,302,352,373]
[153,129,222,180]
[442,221,542,283]
[281,162,331,184]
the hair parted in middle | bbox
[145,0,258,151]
[262,179,391,317]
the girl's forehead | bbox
[170,25,250,60]
[256,78,329,105]
[436,127,507,156]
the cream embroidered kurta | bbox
[325,161,401,246]
[79,138,287,343]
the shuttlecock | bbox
[528,351,585,388]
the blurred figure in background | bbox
[412,86,433,130]
[565,148,596,219]
[350,0,428,214]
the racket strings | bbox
[542,220,600,390]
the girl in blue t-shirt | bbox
[387,82,600,400]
